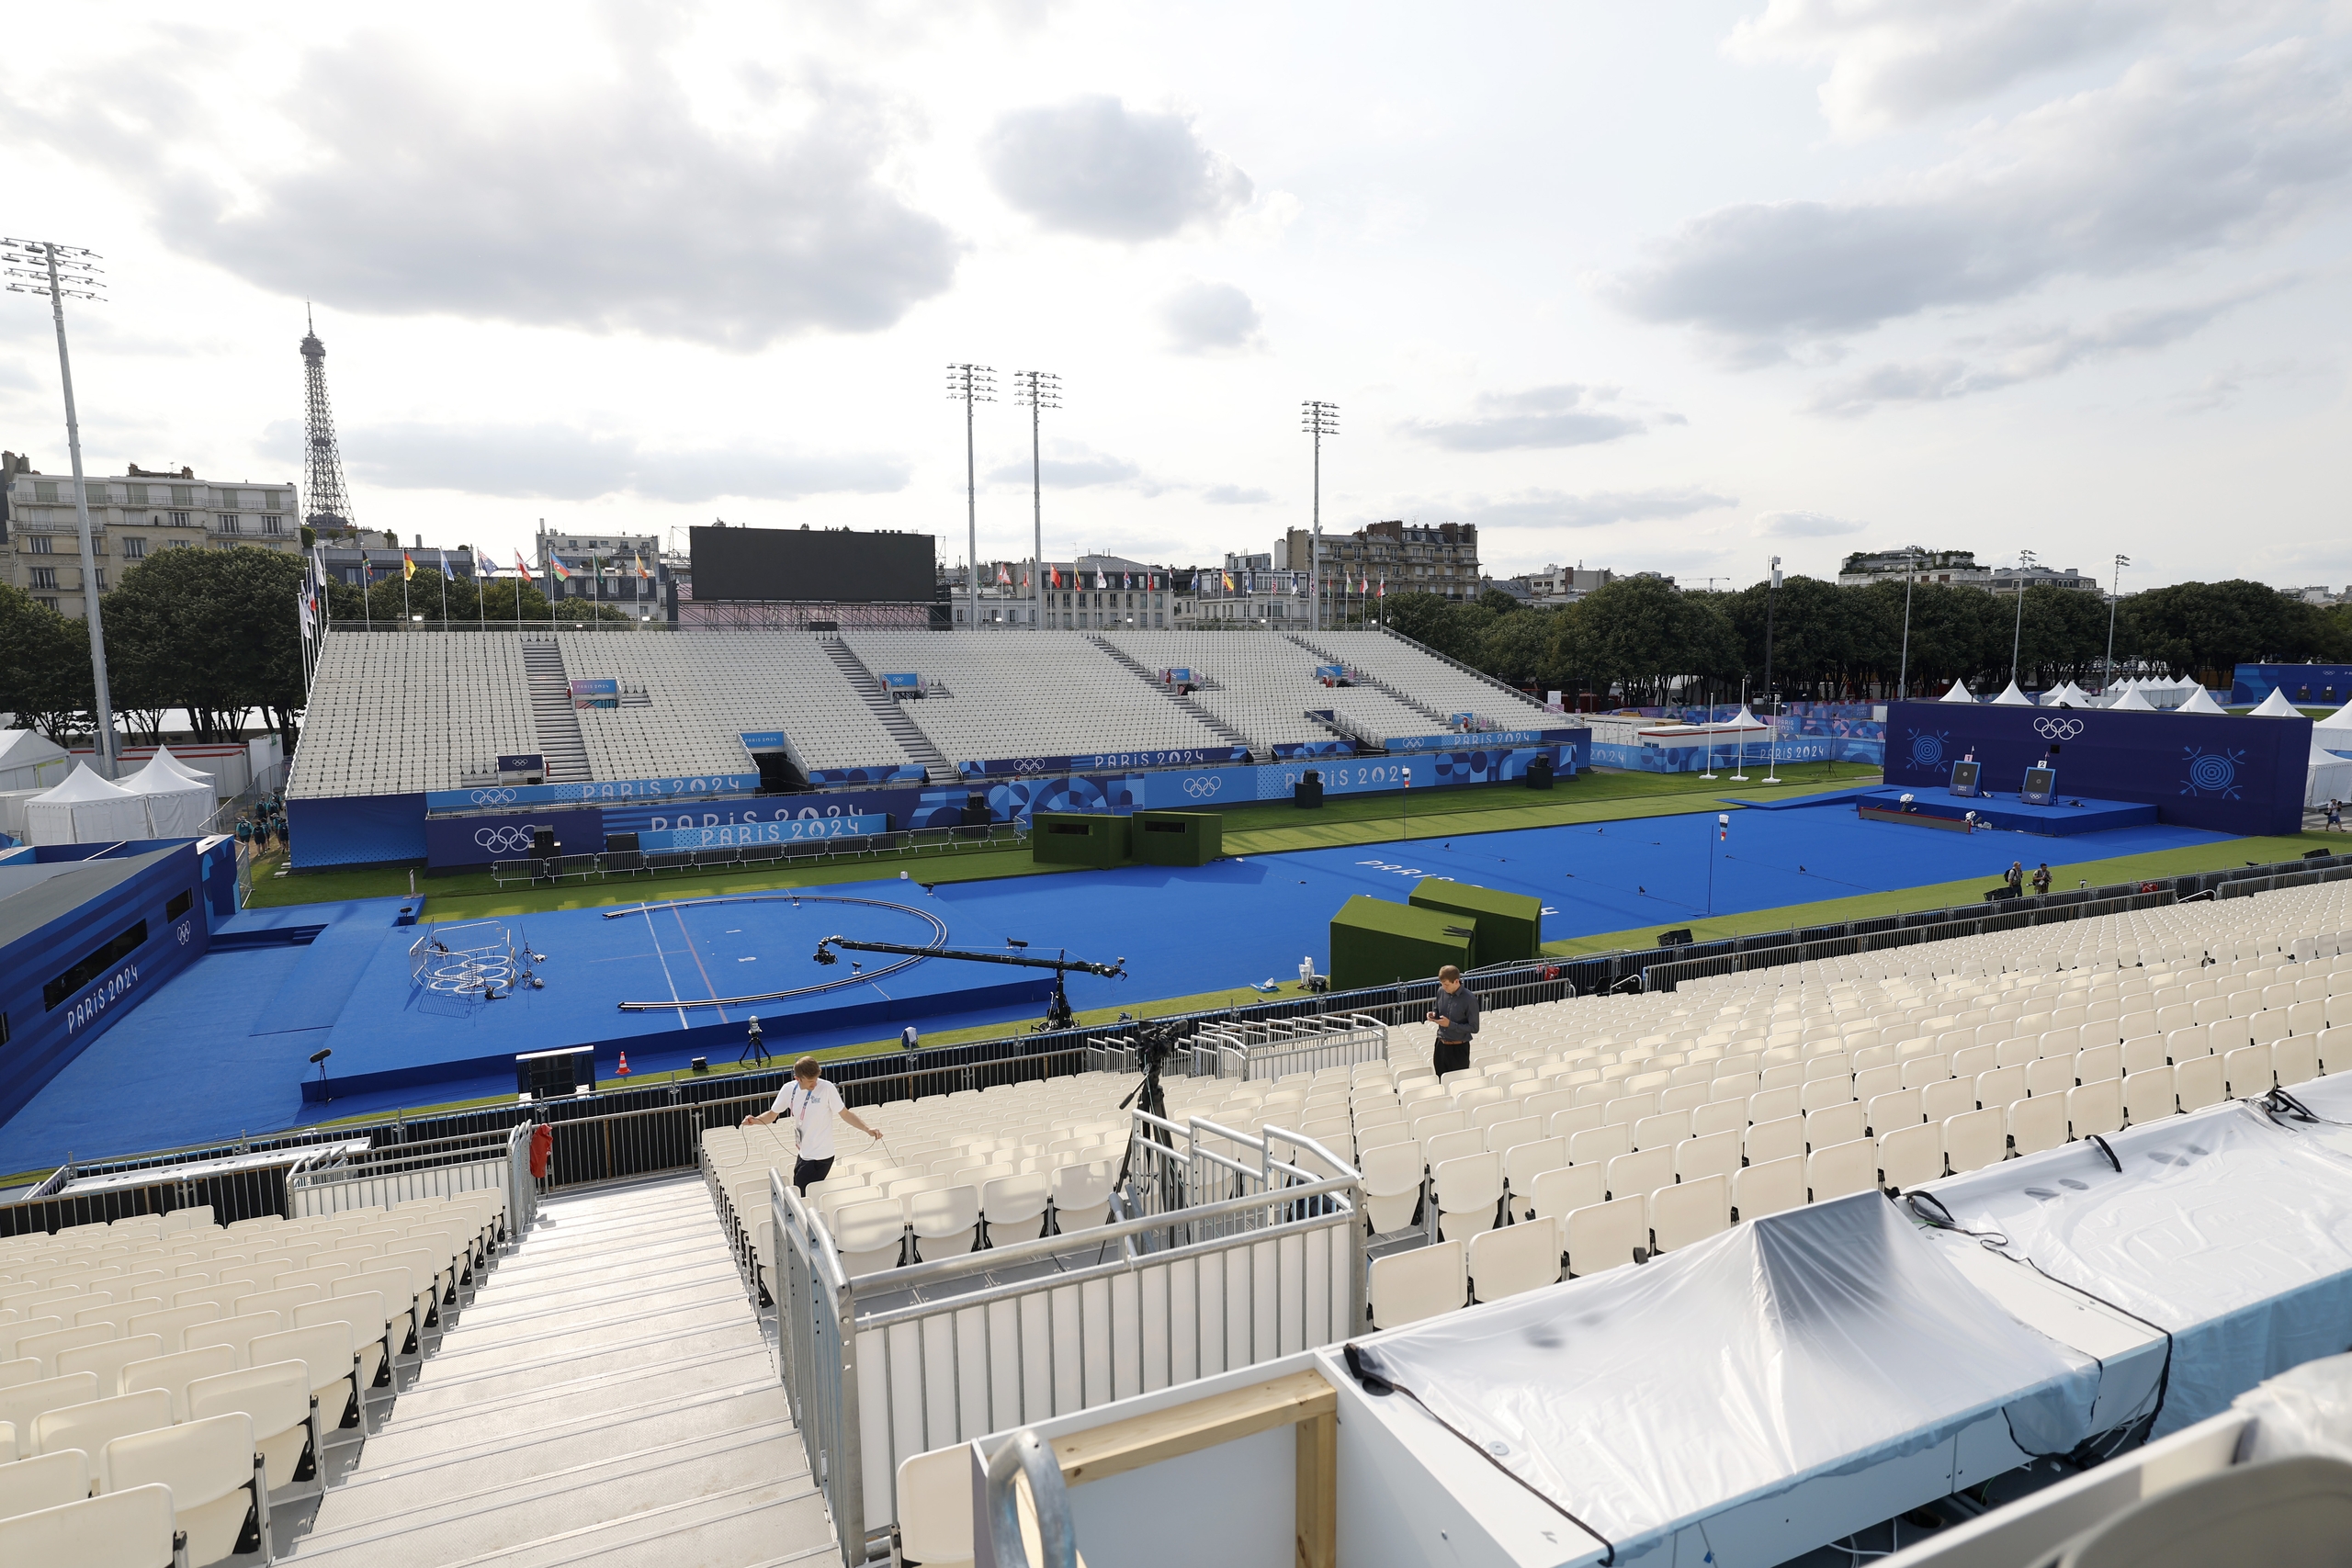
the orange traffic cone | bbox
[616,1052,631,1077]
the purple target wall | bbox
[1883,702,2311,838]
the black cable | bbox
[2259,1087,2349,1128]
[1343,1344,1616,1564]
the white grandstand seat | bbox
[1747,1115,1804,1166]
[1432,1153,1504,1241]
[1568,1123,1630,1167]
[1370,1241,1466,1328]
[100,1414,264,1568]
[2222,1044,2275,1098]
[1467,1222,1563,1303]
[1805,1103,1866,1150]
[2121,1067,2177,1125]
[0,1481,181,1567]
[897,1444,976,1568]
[1674,1130,1741,1184]
[1920,1077,1977,1122]
[1875,1123,1944,1191]
[1526,1164,1605,1227]
[116,1347,236,1424]
[0,1445,90,1515]
[182,1312,280,1370]
[1502,1137,1569,1202]
[0,1372,99,1452]
[1604,1146,1675,1205]
[1648,1176,1729,1253]
[187,1360,313,1499]
[1563,1197,1648,1277]
[1807,1139,1877,1202]
[831,1201,908,1276]
[981,1176,1053,1247]
[18,1325,111,1378]
[55,1336,161,1394]
[1360,1145,1425,1235]
[251,1324,361,1441]
[909,1187,982,1262]
[2275,1037,2321,1089]
[1944,1108,2007,1173]
[31,1389,171,1471]
[1733,1157,1805,1221]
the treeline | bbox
[1377,575,2352,705]
[0,556,631,750]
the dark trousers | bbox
[1433,1038,1471,1077]
[792,1156,836,1193]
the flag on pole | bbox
[1378,577,1386,599]
[634,553,651,579]
[1050,565,1062,588]
[1719,815,1729,842]
[401,551,416,581]
[549,555,571,581]
[996,563,1012,586]
[514,551,535,582]
[359,548,371,581]
[1094,570,1108,589]
[297,564,316,638]
[1222,570,1236,592]
[477,547,498,575]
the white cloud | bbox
[1160,279,1263,353]
[1804,284,2278,414]
[317,421,910,502]
[1605,43,2352,352]
[1200,483,1273,504]
[4,37,961,350]
[982,96,1252,240]
[1757,509,1869,536]
[984,445,1143,488]
[1453,486,1738,531]
[1408,385,1660,452]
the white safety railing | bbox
[1190,1012,1387,1080]
[770,1124,1364,1566]
[285,1129,518,1216]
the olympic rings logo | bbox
[2033,716,2085,740]
[475,825,538,852]
[470,788,518,805]
[1182,776,1223,798]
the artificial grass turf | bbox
[1538,829,2343,957]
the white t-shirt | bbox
[772,1077,847,1160]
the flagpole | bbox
[401,552,411,626]
[437,549,449,625]
[361,551,372,632]
[475,549,485,632]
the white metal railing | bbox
[285,1129,518,1216]
[770,1125,1364,1565]
[1191,1012,1388,1080]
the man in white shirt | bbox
[743,1055,882,1190]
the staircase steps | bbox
[820,637,958,784]
[1088,635,1258,754]
[518,638,592,783]
[1284,633,1449,729]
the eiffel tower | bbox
[300,304,356,531]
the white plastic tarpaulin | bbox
[119,753,213,837]
[1341,1194,2097,1563]
[1924,1093,2352,1438]
[2308,739,2352,809]
[23,761,153,845]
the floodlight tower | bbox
[946,364,995,630]
[300,305,356,533]
[2009,547,2037,685]
[1302,400,1339,630]
[4,236,120,777]
[1011,370,1060,631]
[2104,554,2132,695]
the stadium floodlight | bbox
[1895,547,1927,699]
[1012,370,1060,631]
[4,236,120,777]
[1302,401,1338,629]
[2104,554,2132,695]
[947,364,996,631]
[2010,548,2037,683]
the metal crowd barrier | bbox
[284,1128,521,1214]
[1190,1012,1388,1080]
[768,1122,1363,1568]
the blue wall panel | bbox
[1882,702,2309,837]
[288,794,428,867]
[424,807,606,868]
[2232,664,2352,706]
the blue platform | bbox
[1853,788,2158,837]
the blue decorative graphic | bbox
[1910,732,1945,768]
[2181,746,2244,799]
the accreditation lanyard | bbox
[791,1084,821,1153]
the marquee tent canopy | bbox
[2309,739,2352,809]
[2251,688,2306,717]
[1991,681,2033,705]
[24,762,153,845]
[120,753,214,838]
[1939,680,1975,704]
[2176,686,2231,716]
[0,728,71,794]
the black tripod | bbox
[1114,1019,1185,1216]
[740,1016,771,1069]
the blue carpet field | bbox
[0,804,2225,1174]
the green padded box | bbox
[1329,895,1477,990]
[1409,878,1544,964]
[1031,812,1130,868]
[1130,809,1222,866]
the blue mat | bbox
[0,806,2227,1173]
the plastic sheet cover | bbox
[1344,1194,2095,1562]
[1925,1092,2352,1438]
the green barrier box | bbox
[1329,895,1477,990]
[1408,878,1544,964]
[1031,811,1131,868]
[1130,809,1223,866]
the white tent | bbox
[120,753,215,838]
[0,728,71,794]
[2316,695,2352,755]
[1939,680,1975,704]
[2109,685,2158,711]
[147,745,221,797]
[1724,705,1769,729]
[23,761,153,845]
[2251,688,2306,718]
[2176,686,2231,716]
[1991,680,2033,705]
[2046,681,2091,708]
[2307,739,2352,810]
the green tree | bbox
[102,545,311,746]
[1476,605,1560,688]
[0,582,93,740]
[1549,577,1738,706]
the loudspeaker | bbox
[531,827,558,857]
[960,795,991,828]
[1524,755,1555,790]
[1984,884,2019,902]
[605,830,639,852]
[1657,928,1693,947]
[1295,770,1324,808]
[2308,848,2334,861]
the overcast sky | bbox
[3,0,2346,590]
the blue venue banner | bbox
[956,745,1250,779]
[1883,701,2309,837]
[882,672,921,690]
[740,732,786,752]
[424,773,763,812]
[806,763,927,786]
[1385,728,1584,753]
[425,807,605,868]
[637,814,890,852]
[1272,739,1357,759]
[570,677,618,711]
[1162,667,1194,683]
[290,792,428,867]
[494,753,543,773]
[977,743,1581,820]
[2233,664,2352,706]
[1315,665,1346,682]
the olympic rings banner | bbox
[975,741,1583,821]
[424,807,605,868]
[424,772,762,812]
[1882,700,2309,837]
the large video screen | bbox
[689,525,934,603]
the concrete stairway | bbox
[1087,635,1257,754]
[518,638,592,784]
[820,637,958,784]
[291,1175,832,1568]
[1283,633,1451,729]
